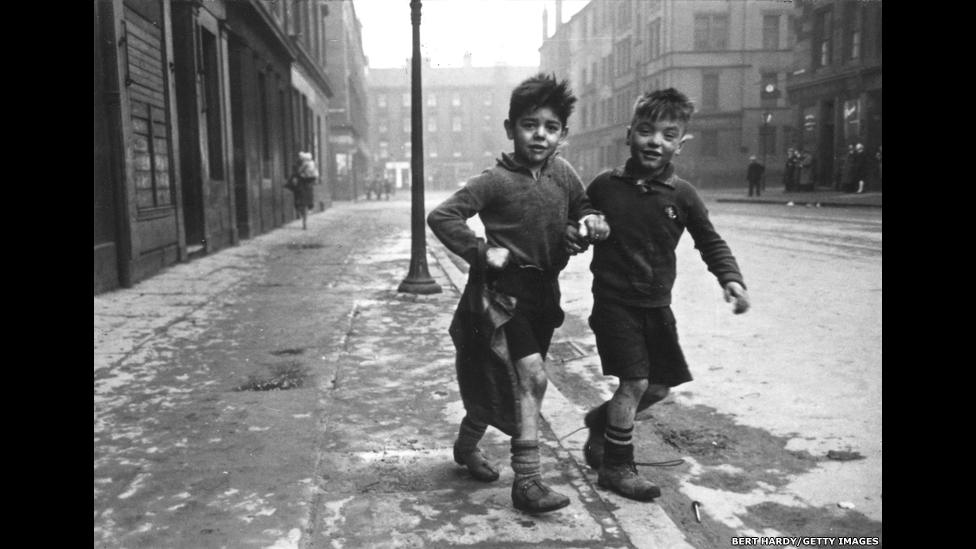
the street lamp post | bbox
[398,0,442,295]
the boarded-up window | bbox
[123,0,173,209]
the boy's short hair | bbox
[631,88,695,126]
[508,73,577,126]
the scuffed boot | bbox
[583,406,606,470]
[597,461,661,501]
[511,477,571,514]
[453,445,499,482]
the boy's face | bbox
[504,106,567,170]
[626,116,687,176]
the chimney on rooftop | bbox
[463,51,472,67]
[542,7,548,40]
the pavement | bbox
[94,189,881,547]
[702,187,882,209]
[94,195,693,548]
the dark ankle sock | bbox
[511,439,541,483]
[604,424,634,465]
[455,416,488,455]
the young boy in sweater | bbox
[428,73,609,514]
[572,88,751,501]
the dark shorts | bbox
[492,267,561,361]
[588,301,692,387]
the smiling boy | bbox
[428,73,609,514]
[574,88,751,501]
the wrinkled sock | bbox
[604,424,635,465]
[511,439,541,483]
[455,416,488,455]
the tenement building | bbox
[367,57,537,191]
[539,0,796,188]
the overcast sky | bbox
[354,0,587,69]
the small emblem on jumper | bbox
[664,205,678,219]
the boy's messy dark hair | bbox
[631,88,695,126]
[508,73,577,126]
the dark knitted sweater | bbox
[428,152,599,274]
[587,160,745,308]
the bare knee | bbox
[616,378,649,402]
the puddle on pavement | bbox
[234,362,309,392]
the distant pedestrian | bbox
[286,152,318,230]
[783,148,799,192]
[428,73,609,515]
[838,144,855,192]
[572,88,750,503]
[382,177,392,200]
[847,142,867,194]
[874,145,882,191]
[746,155,765,197]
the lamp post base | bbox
[397,275,442,294]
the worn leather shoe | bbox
[453,445,500,482]
[583,408,605,470]
[597,462,661,501]
[512,478,571,514]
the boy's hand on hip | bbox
[565,224,590,255]
[486,247,511,270]
[723,282,751,314]
[580,214,610,242]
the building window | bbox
[377,94,387,108]
[616,0,631,29]
[813,8,832,68]
[402,92,410,107]
[484,93,492,106]
[694,14,728,51]
[591,61,597,83]
[379,121,388,134]
[763,14,780,50]
[452,92,461,107]
[614,38,631,76]
[428,93,437,107]
[427,118,437,132]
[700,129,719,157]
[581,105,588,129]
[403,117,410,133]
[647,19,661,60]
[379,141,389,159]
[845,3,861,61]
[453,151,462,158]
[452,117,462,132]
[702,73,719,111]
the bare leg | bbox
[510,353,570,513]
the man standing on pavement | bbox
[746,155,765,197]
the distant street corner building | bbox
[366,59,538,192]
[94,0,361,294]
[538,0,880,191]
